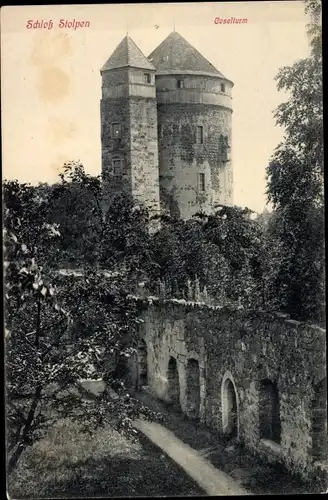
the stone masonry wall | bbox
[101,97,132,204]
[155,75,233,96]
[157,103,233,219]
[129,97,160,217]
[135,298,326,478]
[101,69,160,217]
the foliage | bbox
[40,169,102,267]
[100,192,152,285]
[31,162,153,282]
[149,205,268,308]
[265,0,324,322]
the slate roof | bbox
[101,35,156,72]
[148,31,226,78]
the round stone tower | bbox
[148,31,233,219]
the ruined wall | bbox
[157,103,233,219]
[135,298,326,478]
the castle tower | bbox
[100,36,160,216]
[148,31,233,219]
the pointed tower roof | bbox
[148,31,227,79]
[101,35,155,72]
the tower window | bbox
[199,173,206,192]
[112,158,122,175]
[196,126,204,144]
[177,79,184,89]
[111,122,121,138]
[221,83,226,93]
[144,73,151,84]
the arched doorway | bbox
[259,379,281,444]
[167,357,180,408]
[138,339,148,389]
[221,372,239,437]
[186,359,200,420]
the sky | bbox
[1,2,311,213]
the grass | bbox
[8,417,206,499]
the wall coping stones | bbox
[129,294,326,334]
[259,439,283,457]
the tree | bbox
[4,164,159,474]
[265,0,324,322]
[148,205,267,308]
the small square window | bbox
[221,83,226,93]
[196,126,204,144]
[177,79,184,89]
[199,173,206,192]
[112,123,121,138]
[144,73,151,84]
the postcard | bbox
[2,1,325,498]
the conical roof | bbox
[148,31,226,78]
[101,35,155,72]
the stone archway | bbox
[167,356,180,408]
[186,358,201,420]
[221,371,239,438]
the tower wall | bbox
[101,97,132,200]
[129,96,160,214]
[101,67,160,216]
[156,75,233,219]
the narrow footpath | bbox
[133,418,250,496]
[135,390,319,495]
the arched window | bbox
[221,371,239,437]
[186,359,201,420]
[259,379,281,444]
[167,357,180,408]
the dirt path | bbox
[134,419,250,496]
[136,390,320,495]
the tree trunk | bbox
[7,442,25,475]
[7,384,42,475]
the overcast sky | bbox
[1,1,311,212]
